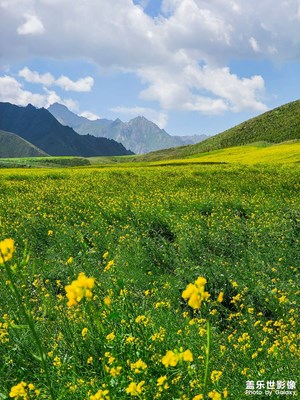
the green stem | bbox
[3,260,56,400]
[203,319,211,395]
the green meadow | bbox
[0,162,299,399]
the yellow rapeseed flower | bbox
[182,276,210,309]
[135,315,149,326]
[161,348,193,367]
[157,376,167,386]
[9,381,27,398]
[125,336,135,344]
[82,327,88,337]
[279,295,287,303]
[220,345,226,354]
[53,356,62,368]
[66,257,73,265]
[103,260,114,272]
[65,272,95,307]
[90,389,110,400]
[217,292,224,303]
[151,327,166,341]
[161,350,179,367]
[208,390,222,400]
[211,370,223,383]
[0,238,15,264]
[104,297,111,306]
[106,332,115,341]
[181,349,193,362]
[109,366,122,377]
[125,381,145,396]
[130,359,147,373]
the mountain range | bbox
[1,98,299,161]
[48,103,207,154]
[0,102,133,157]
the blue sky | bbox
[0,0,300,136]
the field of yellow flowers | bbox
[0,163,299,399]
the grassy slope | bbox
[0,129,48,158]
[86,141,300,167]
[136,99,300,161]
[154,141,300,166]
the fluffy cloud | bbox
[1,1,300,64]
[17,13,44,35]
[249,37,261,53]
[0,75,45,106]
[19,67,54,85]
[79,111,101,121]
[138,61,266,114]
[55,76,94,92]
[1,0,300,114]
[0,74,77,109]
[18,67,94,92]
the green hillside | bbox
[138,99,300,161]
[0,130,48,158]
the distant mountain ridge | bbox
[48,103,207,154]
[0,129,48,158]
[0,102,133,157]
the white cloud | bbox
[186,64,267,112]
[19,66,54,85]
[0,75,45,106]
[161,0,233,51]
[18,67,94,92]
[17,13,44,35]
[56,76,94,92]
[79,111,100,121]
[138,60,267,114]
[1,0,300,115]
[249,37,261,53]
[0,74,77,109]
[2,1,300,64]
